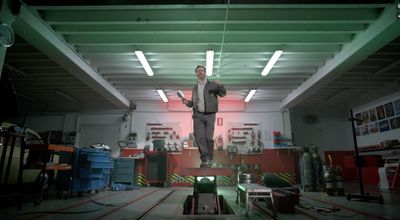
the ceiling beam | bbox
[12,4,130,108]
[281,4,400,109]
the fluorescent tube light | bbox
[16,93,38,102]
[261,50,283,76]
[157,89,168,102]
[4,63,28,76]
[206,49,214,76]
[245,89,257,102]
[55,90,77,102]
[135,50,154,76]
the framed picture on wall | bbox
[389,116,400,130]
[369,122,379,134]
[393,99,400,115]
[361,111,369,125]
[378,120,390,132]
[376,105,386,120]
[355,127,361,136]
[361,125,369,135]
[384,102,395,118]
[369,108,377,122]
[355,113,362,126]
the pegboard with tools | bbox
[226,123,263,154]
[146,123,182,152]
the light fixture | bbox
[156,89,168,102]
[16,93,38,102]
[135,50,154,76]
[206,49,214,76]
[325,88,349,102]
[4,63,28,76]
[55,90,77,102]
[261,50,283,76]
[245,89,257,102]
[196,176,215,182]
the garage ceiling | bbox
[3,1,400,112]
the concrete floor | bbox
[0,183,399,220]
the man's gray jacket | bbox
[186,80,226,113]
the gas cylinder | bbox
[335,166,344,196]
[323,165,334,195]
[311,145,324,190]
[300,147,314,190]
[215,135,224,150]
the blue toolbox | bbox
[56,147,113,196]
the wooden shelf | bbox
[24,144,74,171]
[46,164,72,170]
[28,163,72,171]
[48,144,74,153]
[25,144,74,153]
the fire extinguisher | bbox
[215,135,224,150]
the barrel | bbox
[238,173,256,184]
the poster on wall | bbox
[385,102,395,118]
[361,111,369,125]
[369,109,377,122]
[378,120,390,132]
[376,105,386,120]
[356,96,400,150]
[355,127,361,136]
[355,97,399,138]
[390,116,400,130]
[393,99,400,115]
[361,125,369,135]
[369,122,379,134]
[355,113,362,126]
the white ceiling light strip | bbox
[157,89,168,102]
[56,90,78,102]
[135,50,154,76]
[245,89,257,102]
[261,50,283,76]
[206,49,214,76]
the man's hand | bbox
[182,99,189,105]
[214,80,221,85]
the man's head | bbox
[195,65,206,81]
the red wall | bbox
[122,148,300,184]
[325,150,381,185]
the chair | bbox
[378,153,400,190]
[0,130,26,209]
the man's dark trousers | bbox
[193,111,216,162]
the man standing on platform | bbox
[181,65,226,168]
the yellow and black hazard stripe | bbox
[216,176,233,186]
[273,172,295,184]
[185,175,195,184]
[136,173,146,186]
[168,173,179,183]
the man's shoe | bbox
[200,159,212,168]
